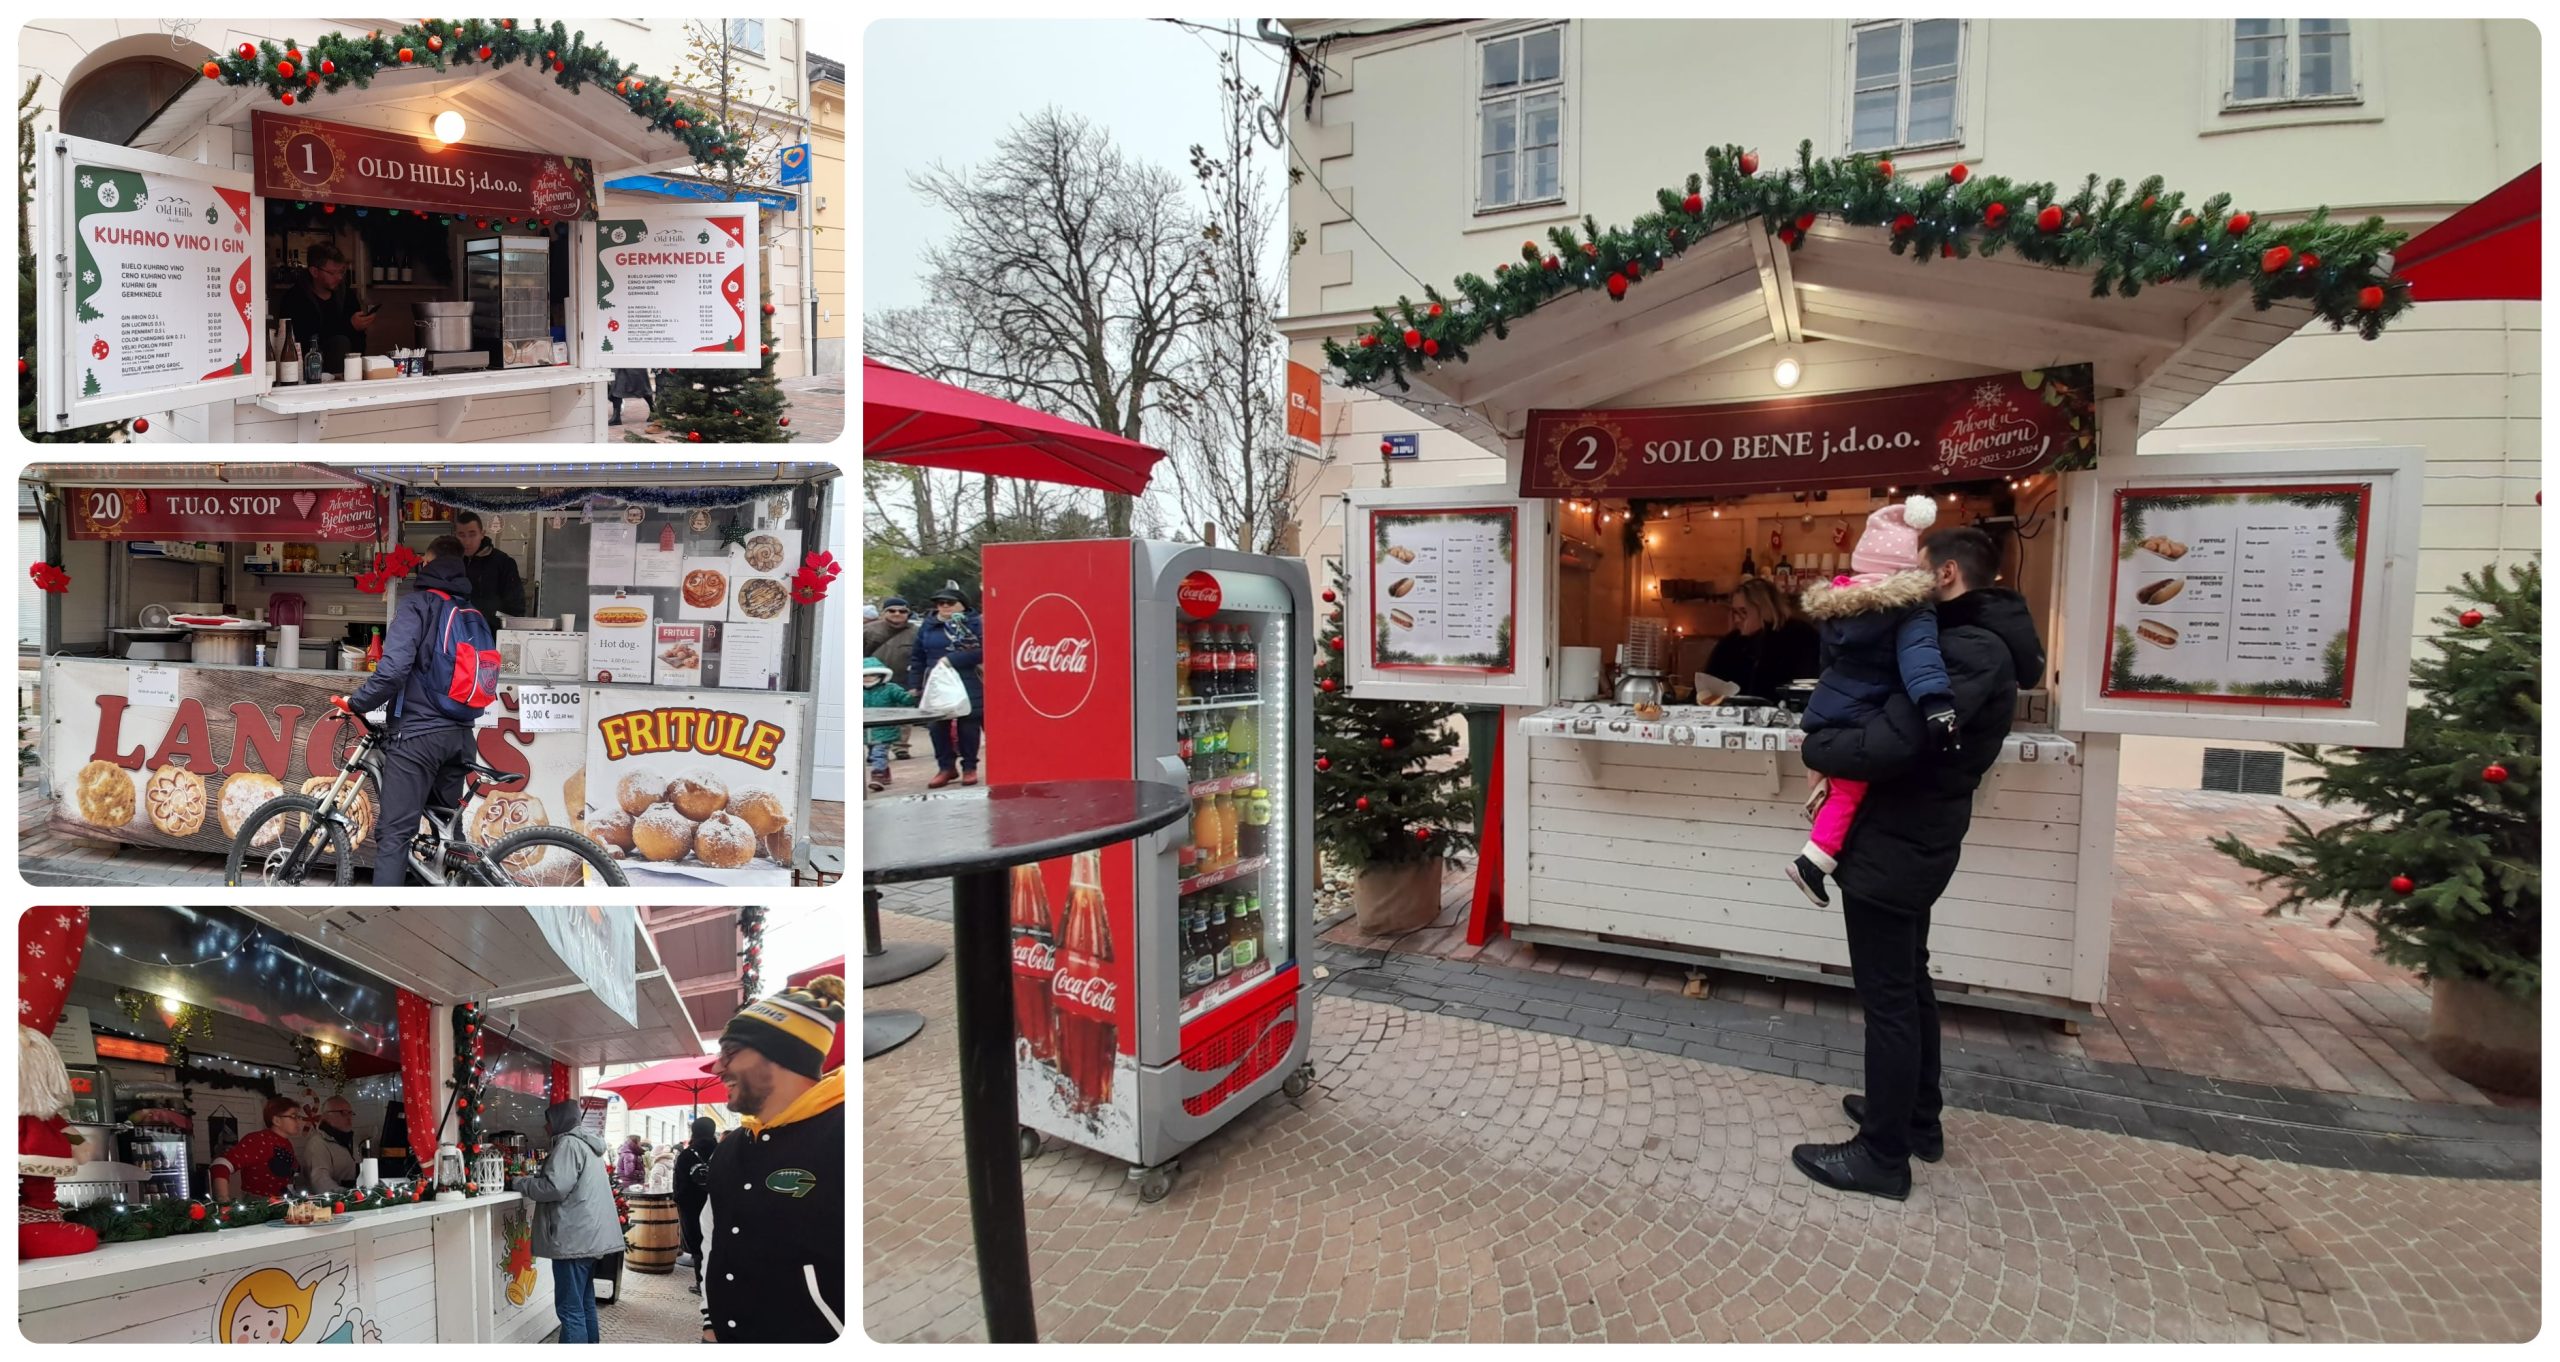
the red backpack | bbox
[411,589,501,721]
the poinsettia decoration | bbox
[354,543,423,594]
[28,562,70,594]
[789,550,841,605]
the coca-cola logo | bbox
[1176,570,1223,620]
[1011,937,1057,975]
[1051,968,1118,1018]
[1008,593,1100,720]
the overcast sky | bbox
[862,18,1275,316]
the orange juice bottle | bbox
[1194,795,1219,870]
[1217,793,1239,867]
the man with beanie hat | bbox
[513,1099,628,1343]
[700,975,846,1342]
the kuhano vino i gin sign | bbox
[71,164,256,399]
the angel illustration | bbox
[217,1262,382,1344]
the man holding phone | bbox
[276,243,375,367]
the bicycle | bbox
[225,698,627,888]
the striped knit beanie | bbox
[720,975,846,1079]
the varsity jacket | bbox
[700,1070,845,1342]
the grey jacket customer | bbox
[513,1100,628,1261]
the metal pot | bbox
[415,301,477,351]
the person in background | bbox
[606,368,655,428]
[300,1095,360,1193]
[615,1133,644,1189]
[452,511,528,620]
[673,1116,717,1296]
[1706,576,1822,702]
[211,1097,309,1203]
[907,586,986,788]
[513,1100,626,1344]
[863,597,921,761]
[699,976,845,1343]
[863,657,915,793]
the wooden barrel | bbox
[624,1192,679,1274]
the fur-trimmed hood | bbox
[1795,569,1936,622]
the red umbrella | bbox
[2395,165,2539,303]
[863,357,1168,494]
[593,1054,724,1110]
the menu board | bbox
[586,592,655,684]
[585,210,759,369]
[70,161,255,398]
[587,522,638,584]
[653,623,706,686]
[720,620,784,690]
[1369,508,1518,673]
[2101,485,2369,706]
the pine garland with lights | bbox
[1312,566,1479,872]
[449,1001,488,1179]
[192,19,745,172]
[738,906,766,998]
[1323,140,2414,392]
[63,1184,419,1242]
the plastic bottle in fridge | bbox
[1225,710,1255,778]
[1192,796,1218,872]
[1215,793,1238,867]
[1174,620,1193,700]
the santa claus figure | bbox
[21,908,99,1259]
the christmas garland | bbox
[1324,140,2414,392]
[195,20,744,173]
[63,1182,427,1242]
[739,905,766,1000]
[421,483,783,515]
[450,1000,488,1191]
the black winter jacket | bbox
[699,1103,845,1342]
[344,556,480,730]
[1797,588,2045,915]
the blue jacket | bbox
[908,611,987,701]
[1793,569,1952,733]
[345,555,479,730]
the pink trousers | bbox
[1802,776,1870,870]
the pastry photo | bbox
[682,568,729,609]
[738,578,789,619]
[743,534,786,572]
[1383,544,1417,563]
[2137,535,2189,561]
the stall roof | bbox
[349,461,840,488]
[639,906,752,1041]
[131,62,702,178]
[21,462,371,487]
[1283,214,2325,455]
[237,908,708,1067]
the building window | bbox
[60,56,197,147]
[727,19,766,56]
[2229,20,2355,106]
[1475,24,1565,213]
[1848,19,1962,154]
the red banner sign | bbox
[1523,365,2096,499]
[63,486,386,541]
[252,112,599,221]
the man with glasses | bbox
[863,597,920,760]
[274,243,375,370]
[302,1096,361,1193]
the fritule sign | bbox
[597,707,785,770]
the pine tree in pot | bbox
[1313,566,1478,933]
[2212,561,2540,1094]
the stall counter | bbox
[20,1192,556,1345]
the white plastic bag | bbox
[920,657,972,719]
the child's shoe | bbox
[1786,854,1831,907]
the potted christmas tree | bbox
[1313,567,1478,933]
[2213,561,2540,1094]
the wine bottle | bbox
[399,249,413,284]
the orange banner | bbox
[1284,361,1321,455]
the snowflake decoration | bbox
[610,227,627,243]
[1972,382,2008,406]
[51,975,65,990]
[235,278,248,296]
[26,942,43,959]
[17,999,29,1016]
[82,270,95,285]
[79,173,93,189]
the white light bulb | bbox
[432,110,467,144]
[1772,356,1803,389]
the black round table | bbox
[859,706,949,993]
[862,778,1190,1345]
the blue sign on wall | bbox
[1382,433,1419,460]
[778,143,811,187]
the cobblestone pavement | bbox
[862,914,2541,1344]
[599,1256,707,1344]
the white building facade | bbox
[1278,17,2537,789]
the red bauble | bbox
[190,1203,206,1221]
[203,61,222,79]
[16,358,23,374]
[554,60,566,74]
[731,409,742,418]
[2226,212,2253,235]
[1776,227,1798,246]
[1581,242,1599,259]
[1314,757,1331,773]
[132,417,148,433]
[398,48,415,64]
[778,416,790,428]
[1521,240,1539,258]
[1359,334,1377,348]
[2261,246,2293,274]
[306,74,318,86]
[1427,303,1442,318]
[1948,163,1969,184]
[238,43,256,60]
[675,119,689,129]
[763,302,777,315]
[334,1201,346,1213]
[323,204,335,213]
[2179,213,2196,229]
[322,58,336,74]
[2389,875,2416,896]
[1605,274,1628,300]
[617,80,630,94]
[1402,328,1422,349]
[2483,763,2510,784]
[276,60,295,78]
[1793,212,1816,232]
[1354,797,1369,811]
[1542,255,1559,271]
[280,92,295,105]
[1738,150,1759,176]
[2036,205,2063,233]
[1380,736,1395,749]
[1320,677,1338,692]
[1983,203,2008,228]
[1682,192,1702,214]
[2299,253,2320,269]
[1876,160,1893,177]
[2459,609,2485,629]
[761,344,772,355]
[1329,636,1344,651]
[1416,827,1432,841]
[546,50,556,61]
[1379,440,1393,457]
[2358,285,2386,311]
[1891,213,1916,235]
[689,431,703,443]
[1941,243,1956,258]
[426,36,442,53]
[1421,338,1440,357]
[474,219,486,228]
[478,46,492,61]
[1623,260,1641,280]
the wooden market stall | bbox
[1322,169,2424,1022]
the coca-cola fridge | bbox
[985,539,1315,1201]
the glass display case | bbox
[464,234,554,367]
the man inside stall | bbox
[302,1095,360,1193]
[452,511,528,620]
[273,244,376,370]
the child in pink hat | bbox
[1785,494,1961,906]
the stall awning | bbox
[238,908,706,1067]
[21,462,371,488]
[639,905,752,1042]
[863,357,1169,495]
[605,174,799,213]
[348,461,839,488]
[2393,164,2539,303]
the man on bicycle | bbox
[340,535,483,885]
